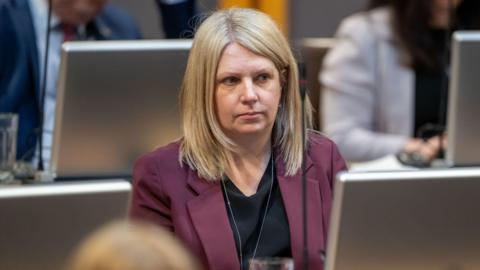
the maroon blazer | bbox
[129,133,347,270]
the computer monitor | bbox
[325,168,480,270]
[52,40,191,179]
[0,180,131,270]
[446,31,480,166]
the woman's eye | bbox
[255,74,270,83]
[222,77,240,86]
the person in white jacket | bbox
[321,0,480,164]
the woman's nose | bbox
[239,79,259,103]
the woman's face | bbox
[432,0,462,10]
[214,43,282,141]
[431,0,463,28]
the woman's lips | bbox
[236,111,262,119]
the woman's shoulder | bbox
[138,140,181,162]
[134,139,186,178]
[308,130,337,152]
[308,131,348,177]
[308,131,345,163]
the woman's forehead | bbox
[216,43,277,74]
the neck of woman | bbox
[225,135,273,197]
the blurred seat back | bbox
[298,38,335,130]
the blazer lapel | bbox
[11,0,41,101]
[276,153,326,270]
[186,171,240,270]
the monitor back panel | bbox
[52,40,191,179]
[447,31,480,166]
[0,180,131,270]
[326,168,480,270]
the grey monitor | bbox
[0,180,131,270]
[446,31,480,166]
[325,168,480,270]
[52,40,191,179]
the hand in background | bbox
[398,135,446,167]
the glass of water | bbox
[249,257,294,270]
[0,114,18,183]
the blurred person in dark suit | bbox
[156,0,197,38]
[0,0,141,167]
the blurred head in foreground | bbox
[67,220,200,270]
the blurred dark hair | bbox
[367,0,480,70]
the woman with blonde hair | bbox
[67,221,200,270]
[130,8,346,270]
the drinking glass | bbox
[0,114,18,183]
[249,257,294,270]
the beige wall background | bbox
[110,0,368,39]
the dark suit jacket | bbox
[156,0,196,38]
[0,0,141,160]
[130,133,347,270]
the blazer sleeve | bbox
[330,140,347,187]
[129,153,173,231]
[320,12,407,162]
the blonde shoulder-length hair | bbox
[180,8,312,181]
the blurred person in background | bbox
[156,0,197,38]
[0,0,141,168]
[67,220,200,270]
[321,0,480,165]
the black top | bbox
[414,29,449,139]
[221,157,292,270]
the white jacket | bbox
[321,7,414,162]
